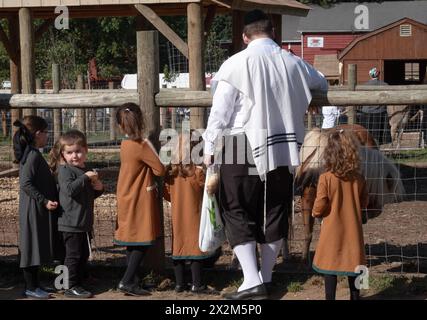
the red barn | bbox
[281,1,427,83]
[339,18,427,85]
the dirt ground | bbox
[1,161,427,300]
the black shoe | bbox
[40,285,57,293]
[174,284,187,293]
[191,285,207,293]
[223,284,268,300]
[24,288,50,299]
[264,282,274,293]
[118,282,151,296]
[64,286,93,299]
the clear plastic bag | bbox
[199,165,226,253]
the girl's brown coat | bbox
[312,172,369,275]
[164,167,209,259]
[114,139,165,245]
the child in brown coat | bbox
[163,133,212,293]
[312,130,369,300]
[114,103,166,296]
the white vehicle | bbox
[2,80,11,89]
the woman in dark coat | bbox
[13,116,59,299]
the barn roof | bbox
[282,1,427,41]
[338,17,427,60]
[0,0,310,18]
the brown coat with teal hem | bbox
[312,171,369,275]
[164,167,210,259]
[114,139,166,245]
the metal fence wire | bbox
[1,106,426,275]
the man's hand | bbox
[206,173,219,195]
[204,154,214,167]
[46,200,58,211]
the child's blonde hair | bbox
[167,132,201,178]
[49,130,88,173]
[324,129,361,180]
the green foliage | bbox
[287,281,304,293]
[0,14,232,85]
[0,20,9,83]
[162,64,179,84]
[229,277,244,289]
[205,31,228,74]
[367,275,422,297]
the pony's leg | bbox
[282,239,290,260]
[397,112,410,149]
[281,209,293,260]
[301,187,316,265]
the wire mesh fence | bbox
[1,103,427,274]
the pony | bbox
[293,124,405,263]
[387,105,424,149]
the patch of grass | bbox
[142,270,162,286]
[287,281,303,293]
[390,148,427,164]
[87,152,120,163]
[40,266,56,275]
[369,275,395,292]
[0,137,11,146]
[228,278,243,289]
[368,275,413,297]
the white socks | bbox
[233,241,262,292]
[259,238,283,283]
[233,239,283,291]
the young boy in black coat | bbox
[55,130,103,298]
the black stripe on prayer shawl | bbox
[253,140,303,159]
[267,133,296,140]
[252,133,297,153]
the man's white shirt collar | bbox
[247,37,278,48]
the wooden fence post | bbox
[76,74,86,134]
[160,84,168,129]
[35,78,42,90]
[35,78,42,117]
[136,25,164,273]
[188,3,206,129]
[307,112,313,130]
[19,8,36,117]
[108,81,117,141]
[347,64,357,125]
[52,63,62,142]
[9,16,21,168]
[232,10,244,55]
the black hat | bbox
[243,9,269,26]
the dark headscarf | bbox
[12,120,34,164]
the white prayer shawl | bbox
[211,38,322,181]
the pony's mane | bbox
[295,128,328,194]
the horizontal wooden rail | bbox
[2,84,427,94]
[0,89,427,109]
